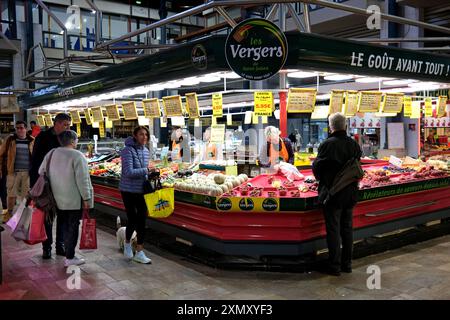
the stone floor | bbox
[1,223,450,300]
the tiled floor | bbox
[2,223,450,300]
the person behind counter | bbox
[169,126,184,161]
[426,130,437,145]
[258,126,294,167]
[203,127,217,160]
[119,126,153,264]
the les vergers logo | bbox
[225,18,288,81]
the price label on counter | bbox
[344,90,358,116]
[424,97,433,117]
[99,121,106,138]
[91,106,104,123]
[44,114,53,127]
[122,101,138,120]
[212,93,223,117]
[105,104,120,121]
[287,88,317,113]
[329,90,344,114]
[162,95,183,117]
[254,91,273,116]
[36,115,46,127]
[382,93,404,114]
[210,124,225,144]
[403,96,412,117]
[84,108,92,125]
[142,98,161,118]
[185,93,199,118]
[70,110,82,124]
[437,96,447,117]
[358,91,382,113]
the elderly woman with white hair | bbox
[312,112,362,276]
[39,130,93,268]
[258,126,294,167]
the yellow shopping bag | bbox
[144,188,175,218]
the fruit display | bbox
[200,160,237,167]
[173,173,248,196]
[89,158,121,178]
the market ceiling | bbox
[19,32,450,109]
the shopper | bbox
[29,121,41,138]
[39,130,93,267]
[0,121,34,223]
[259,126,294,167]
[119,126,152,264]
[30,113,72,259]
[312,112,362,276]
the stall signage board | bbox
[311,105,329,119]
[212,93,223,117]
[122,102,138,120]
[225,18,288,81]
[329,90,344,114]
[344,91,359,116]
[210,124,226,144]
[349,113,381,129]
[70,110,81,124]
[105,104,120,121]
[99,121,106,138]
[287,88,317,113]
[254,91,273,116]
[216,197,280,212]
[403,96,412,117]
[424,98,433,118]
[185,93,200,118]
[162,95,183,117]
[91,106,104,123]
[36,115,46,127]
[142,99,161,118]
[358,91,382,112]
[382,93,404,114]
[437,96,447,117]
[44,114,53,127]
[410,101,421,119]
[84,108,92,125]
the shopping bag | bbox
[144,188,174,218]
[24,207,47,245]
[11,204,33,241]
[79,209,97,250]
[6,198,28,231]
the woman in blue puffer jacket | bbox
[119,126,152,264]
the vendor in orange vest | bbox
[203,127,217,160]
[169,126,184,161]
[258,126,294,167]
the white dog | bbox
[116,216,138,253]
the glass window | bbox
[130,18,138,43]
[16,1,25,23]
[110,15,127,40]
[102,13,110,40]
[1,0,8,21]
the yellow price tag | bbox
[254,91,273,116]
[84,108,92,125]
[403,96,412,117]
[212,93,223,117]
[185,93,200,118]
[70,110,82,124]
[424,97,433,117]
[122,102,138,120]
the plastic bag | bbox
[276,161,304,181]
[80,209,97,250]
[6,198,27,231]
[145,188,175,218]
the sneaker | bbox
[123,242,133,259]
[133,251,152,264]
[64,257,86,267]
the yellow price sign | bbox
[122,101,138,120]
[142,98,161,118]
[91,106,104,123]
[70,110,81,124]
[287,88,317,113]
[36,115,46,127]
[212,93,223,117]
[358,91,382,113]
[76,123,81,137]
[185,93,200,118]
[403,96,412,117]
[424,97,433,117]
[254,91,273,116]
[344,91,359,116]
[44,114,53,127]
[105,104,120,121]
[382,93,404,114]
[329,90,344,114]
[99,121,106,138]
[84,108,92,125]
[162,95,183,117]
[210,124,225,144]
[437,96,447,117]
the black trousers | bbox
[323,205,354,272]
[121,192,147,245]
[43,214,65,251]
[59,209,82,259]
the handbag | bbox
[79,209,97,250]
[11,204,47,245]
[144,187,174,218]
[29,149,58,223]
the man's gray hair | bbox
[328,112,347,132]
[58,130,78,147]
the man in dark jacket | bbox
[312,112,362,276]
[29,113,71,259]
